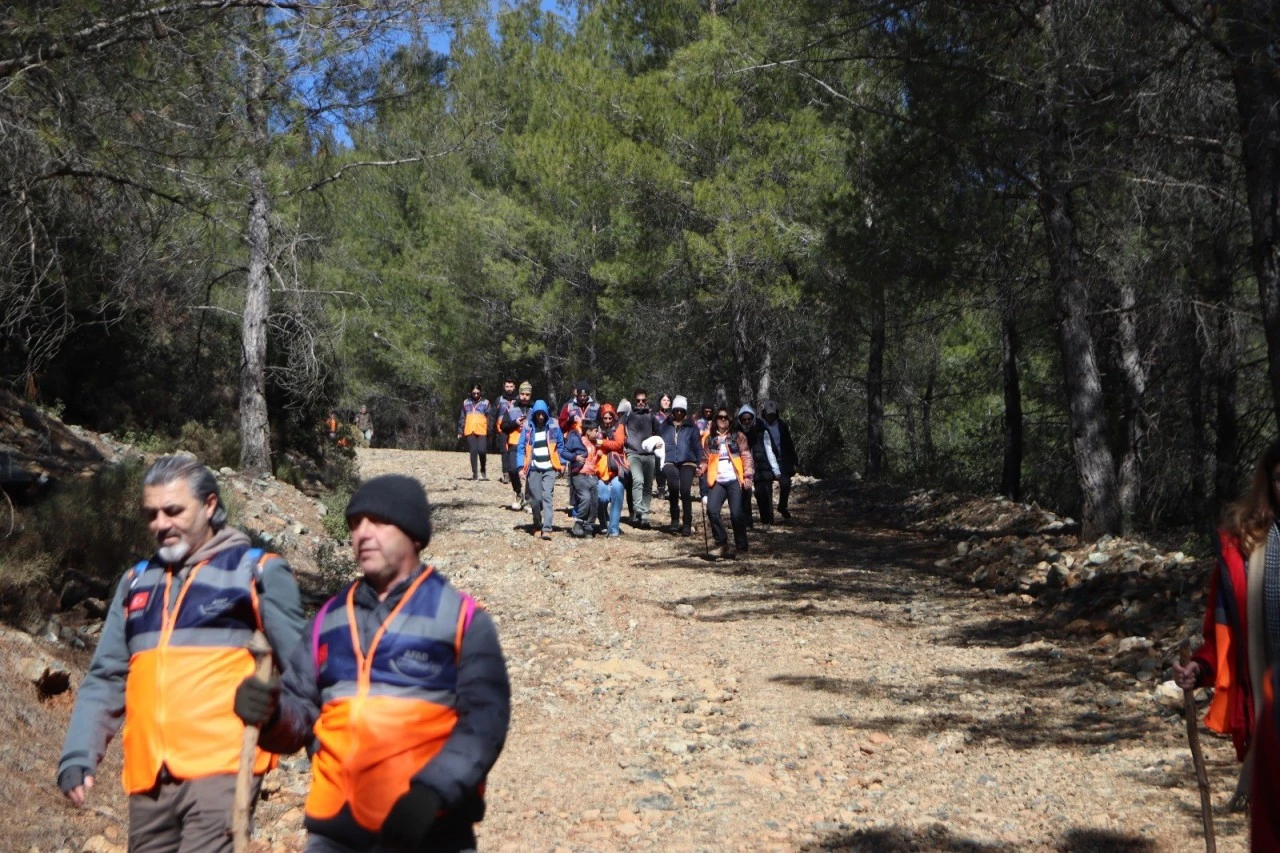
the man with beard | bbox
[499,382,535,510]
[494,379,518,483]
[58,454,305,851]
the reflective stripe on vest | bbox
[306,568,469,832]
[120,545,276,793]
[704,434,746,487]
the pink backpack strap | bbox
[312,595,337,676]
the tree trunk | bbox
[1037,49,1120,537]
[1116,279,1149,533]
[731,296,754,405]
[239,10,272,474]
[921,340,937,472]
[1225,6,1280,434]
[1212,228,1240,510]
[757,339,771,403]
[865,277,886,478]
[1000,287,1023,501]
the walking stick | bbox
[232,631,274,853]
[1180,646,1216,853]
[700,497,711,557]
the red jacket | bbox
[1191,530,1254,760]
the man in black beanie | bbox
[233,474,511,852]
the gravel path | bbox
[260,448,1248,852]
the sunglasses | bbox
[716,415,730,421]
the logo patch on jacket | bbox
[390,648,444,680]
[198,596,233,618]
[317,643,328,668]
[127,591,150,614]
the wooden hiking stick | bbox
[232,631,274,853]
[700,497,710,557]
[1180,646,1216,853]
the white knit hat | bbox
[672,395,688,411]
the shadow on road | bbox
[804,824,1156,852]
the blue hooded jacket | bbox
[516,400,565,470]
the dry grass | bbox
[0,635,125,850]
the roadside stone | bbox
[674,604,695,619]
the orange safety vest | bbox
[306,569,476,832]
[703,433,746,487]
[461,399,490,437]
[120,547,277,794]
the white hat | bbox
[672,395,688,411]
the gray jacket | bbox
[57,528,305,784]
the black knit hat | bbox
[345,474,432,547]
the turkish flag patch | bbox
[317,643,329,668]
[127,591,150,613]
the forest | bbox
[2,0,1277,540]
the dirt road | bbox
[289,448,1243,853]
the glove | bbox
[381,782,442,850]
[58,765,89,794]
[233,674,281,727]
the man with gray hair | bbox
[57,453,305,851]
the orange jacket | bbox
[1192,530,1255,760]
[700,431,754,488]
[120,547,277,793]
[306,569,474,832]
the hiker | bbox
[1173,440,1280,811]
[355,405,373,446]
[495,379,518,483]
[659,395,702,537]
[1253,663,1280,848]
[616,398,632,424]
[234,475,510,853]
[325,409,340,441]
[698,405,754,559]
[565,419,604,538]
[57,454,305,851]
[457,382,492,481]
[499,382,534,510]
[559,382,598,434]
[597,404,628,537]
[695,403,715,440]
[517,399,565,540]
[739,404,782,530]
[624,388,659,528]
[760,400,799,520]
[653,394,672,500]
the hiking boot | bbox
[681,525,692,537]
[480,472,488,481]
[570,523,587,538]
[539,530,552,541]
[510,499,523,511]
[720,544,738,560]
[500,473,509,484]
[778,506,791,520]
[607,531,621,538]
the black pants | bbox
[706,480,748,549]
[466,435,487,476]
[663,463,696,530]
[778,474,792,512]
[753,477,775,524]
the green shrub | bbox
[309,540,357,602]
[321,490,352,541]
[175,421,240,471]
[0,460,152,625]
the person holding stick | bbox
[57,454,305,851]
[234,475,511,852]
[1173,440,1280,811]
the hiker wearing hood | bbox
[697,405,754,559]
[760,400,799,520]
[739,404,782,528]
[516,400,565,540]
[597,404,628,537]
[499,382,535,509]
[659,396,702,536]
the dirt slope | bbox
[18,447,1242,852]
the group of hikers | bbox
[459,379,798,557]
[58,455,506,852]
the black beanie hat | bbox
[345,474,432,547]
